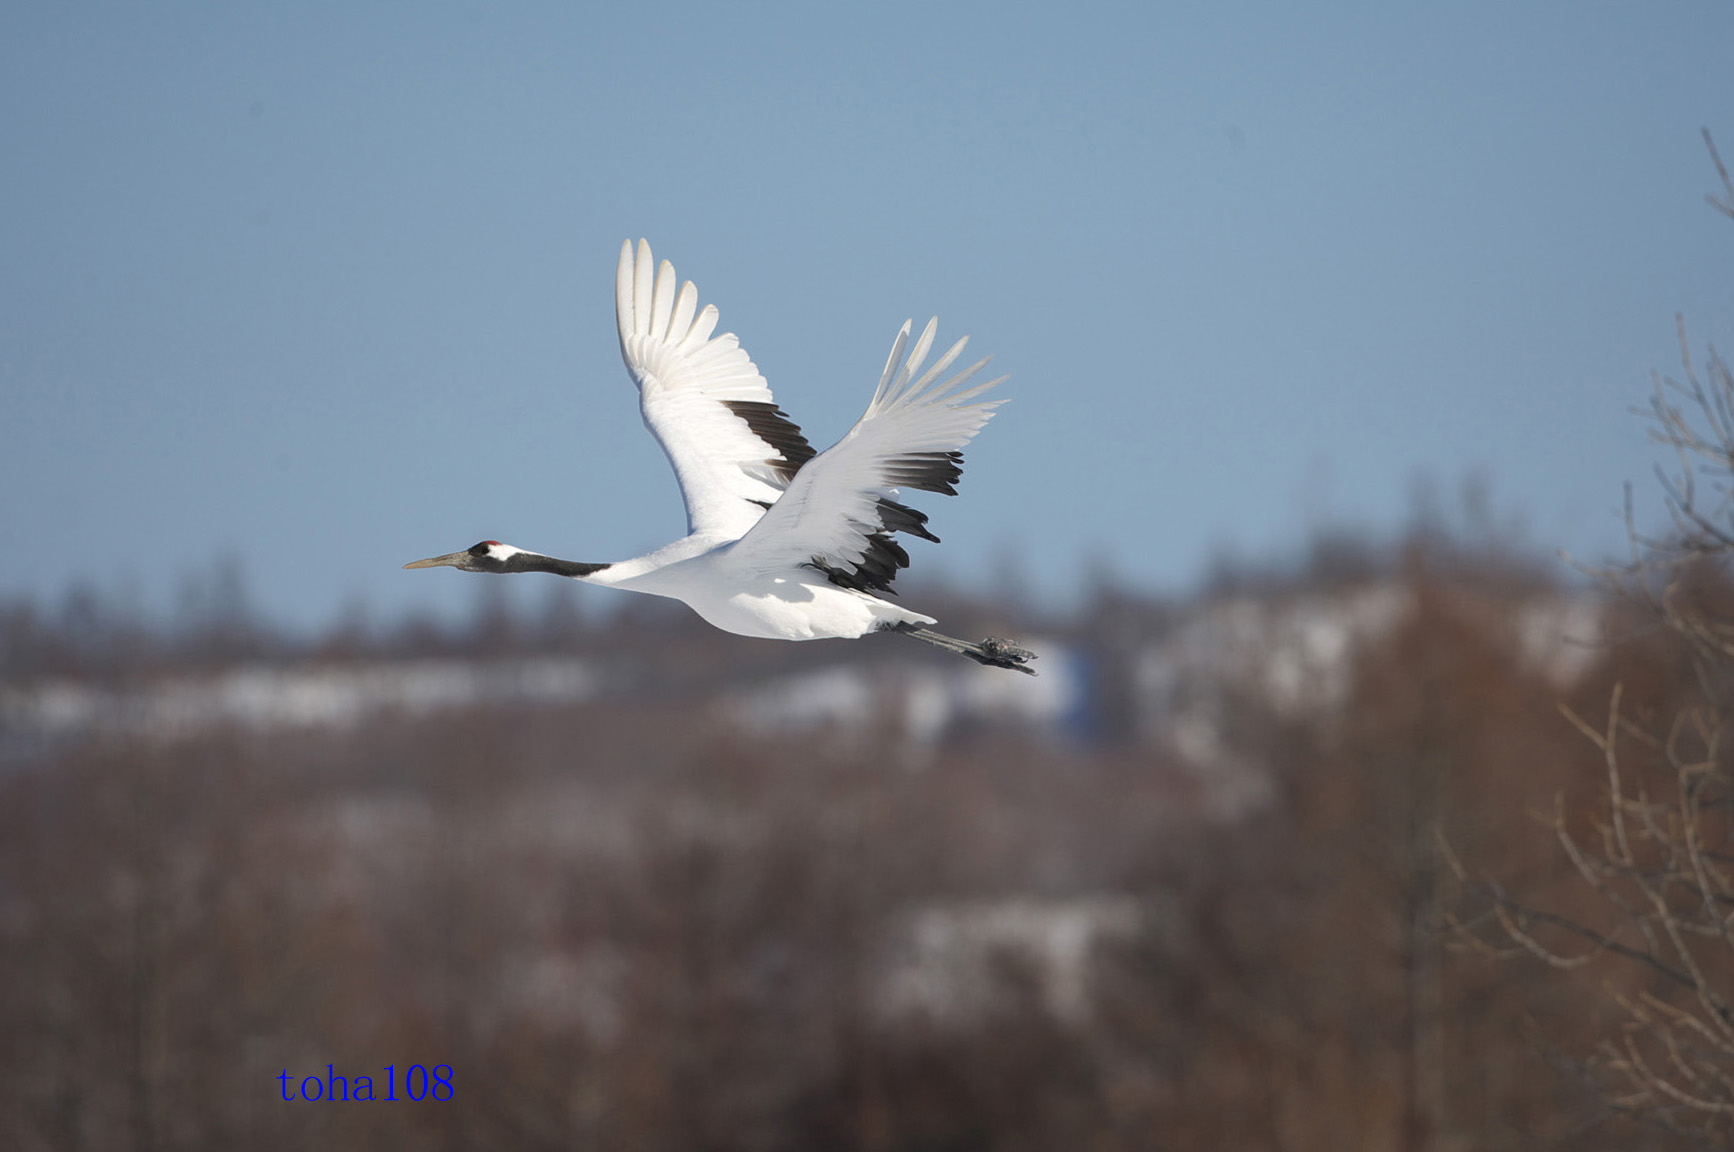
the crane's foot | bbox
[973,636,1037,671]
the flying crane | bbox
[405,240,1035,674]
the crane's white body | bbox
[409,240,1024,666]
[566,533,927,641]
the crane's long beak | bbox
[403,551,468,570]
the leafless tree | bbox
[1448,130,1734,1147]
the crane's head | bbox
[403,540,519,573]
[404,541,609,579]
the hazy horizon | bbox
[6,3,1732,632]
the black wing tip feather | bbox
[720,399,817,482]
[811,531,907,596]
[876,497,939,544]
[884,451,965,496]
[800,446,971,596]
[809,499,944,595]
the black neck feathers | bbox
[502,553,611,578]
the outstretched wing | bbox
[725,318,1005,594]
[615,239,815,538]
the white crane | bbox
[405,240,1034,674]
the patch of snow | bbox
[726,639,1079,748]
[875,895,1150,1026]
[0,657,598,749]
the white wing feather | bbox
[615,239,813,538]
[726,318,1005,583]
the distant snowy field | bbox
[3,584,1609,796]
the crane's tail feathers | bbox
[891,624,1037,675]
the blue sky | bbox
[4,3,1732,631]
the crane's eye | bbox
[469,541,494,556]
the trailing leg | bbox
[890,623,1037,674]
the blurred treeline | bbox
[0,522,1703,1152]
